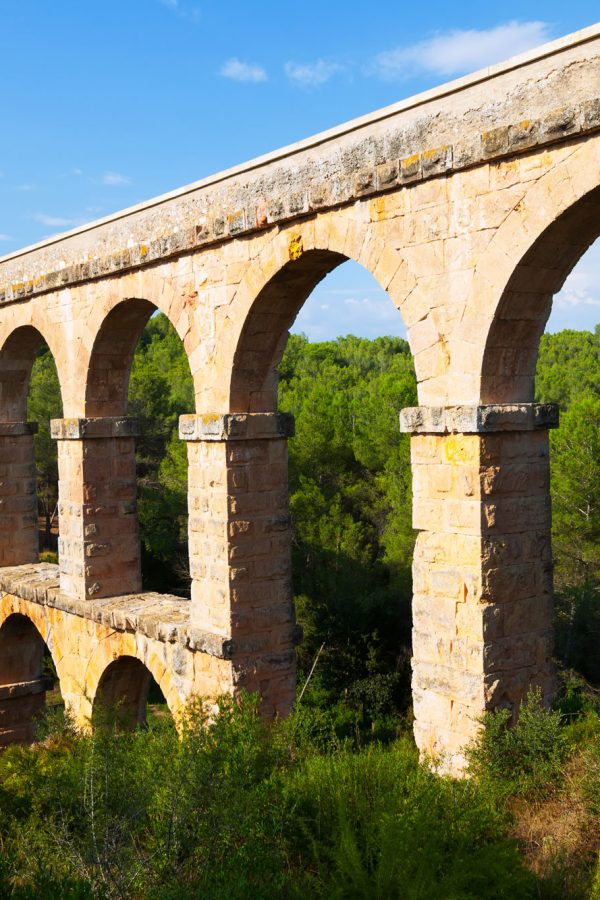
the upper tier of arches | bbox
[0,136,596,417]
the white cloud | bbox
[0,234,12,241]
[15,183,36,192]
[33,213,78,227]
[102,171,131,186]
[293,290,406,340]
[554,246,600,310]
[372,21,552,81]
[284,59,342,88]
[547,240,600,333]
[220,57,267,83]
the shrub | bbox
[468,688,567,795]
[283,738,534,898]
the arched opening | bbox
[480,185,600,404]
[228,252,417,727]
[0,326,63,564]
[93,656,168,730]
[0,613,58,746]
[230,249,346,413]
[85,299,157,418]
[85,301,193,595]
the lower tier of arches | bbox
[0,569,255,741]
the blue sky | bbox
[1,1,598,339]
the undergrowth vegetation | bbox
[0,688,597,899]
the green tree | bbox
[551,393,600,583]
[278,334,417,717]
[29,348,62,548]
[129,314,193,593]
[535,326,600,409]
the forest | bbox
[0,318,598,898]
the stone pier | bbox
[180,413,298,718]
[52,417,142,600]
[403,404,558,770]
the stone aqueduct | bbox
[0,26,598,771]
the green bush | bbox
[590,853,600,900]
[0,692,596,898]
[283,739,534,898]
[0,696,293,899]
[468,689,567,796]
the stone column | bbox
[0,422,39,566]
[400,403,559,775]
[179,412,299,718]
[51,417,141,600]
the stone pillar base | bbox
[52,417,141,600]
[401,404,558,774]
[180,412,298,718]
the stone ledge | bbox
[179,412,295,442]
[50,417,140,440]
[0,677,54,700]
[0,422,38,436]
[400,404,559,434]
[0,563,302,659]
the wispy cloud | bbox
[15,183,36,192]
[371,21,552,80]
[284,59,342,88]
[220,57,267,83]
[158,0,200,22]
[32,213,80,228]
[555,247,600,310]
[0,234,12,241]
[102,171,131,186]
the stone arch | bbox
[85,636,183,727]
[0,612,58,745]
[80,271,198,418]
[457,138,600,404]
[231,248,346,411]
[224,217,410,412]
[0,324,64,422]
[480,184,600,403]
[84,298,160,417]
[92,655,155,728]
[0,325,64,565]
